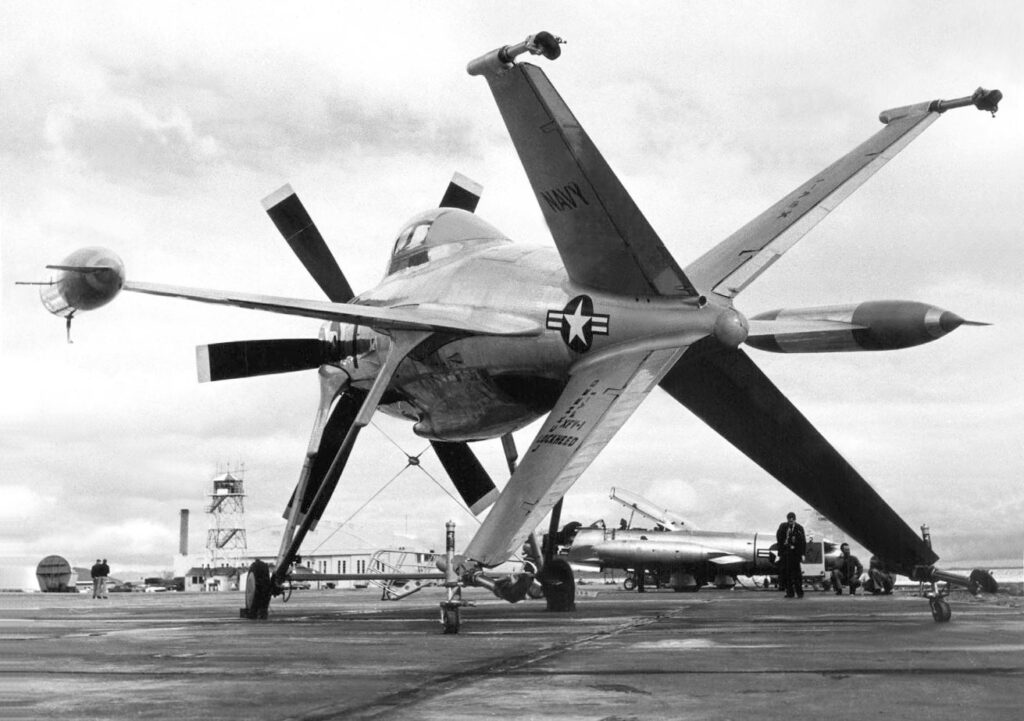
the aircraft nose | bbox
[938,310,965,334]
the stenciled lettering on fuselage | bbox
[540,182,590,213]
[546,295,609,352]
[531,377,600,453]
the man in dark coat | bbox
[830,543,863,595]
[90,559,102,599]
[775,512,806,598]
[97,558,110,599]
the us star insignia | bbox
[546,295,609,352]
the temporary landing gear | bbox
[929,596,952,623]
[913,566,998,623]
[440,601,461,634]
[539,557,576,612]
[241,559,272,620]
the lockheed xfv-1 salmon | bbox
[23,32,1001,629]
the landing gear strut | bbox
[439,521,470,634]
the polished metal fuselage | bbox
[567,527,776,574]
[338,235,728,442]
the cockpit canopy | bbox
[386,208,508,276]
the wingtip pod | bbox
[467,31,564,77]
[39,247,125,318]
[745,300,985,353]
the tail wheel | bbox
[929,597,951,623]
[539,558,576,612]
[440,604,460,634]
[243,559,272,620]
[970,568,998,594]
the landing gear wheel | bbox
[532,31,563,60]
[929,597,951,623]
[242,559,271,620]
[440,603,460,634]
[539,558,576,612]
[623,575,636,591]
[970,568,999,594]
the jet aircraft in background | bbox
[23,32,1001,629]
[561,488,838,591]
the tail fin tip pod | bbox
[880,87,1002,123]
[467,31,564,77]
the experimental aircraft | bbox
[23,32,1001,629]
[561,488,836,591]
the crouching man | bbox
[830,543,863,595]
[863,555,896,595]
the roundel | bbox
[545,295,610,352]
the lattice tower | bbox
[205,467,248,568]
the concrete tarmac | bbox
[1,585,1021,720]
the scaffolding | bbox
[205,467,248,568]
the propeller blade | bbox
[439,172,482,213]
[431,440,499,514]
[262,184,354,302]
[283,388,367,527]
[196,338,337,383]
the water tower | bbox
[205,468,248,568]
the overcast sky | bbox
[2,2,1022,576]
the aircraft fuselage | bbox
[567,527,776,572]
[342,231,737,441]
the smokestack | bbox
[179,509,190,555]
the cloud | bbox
[45,100,221,187]
[2,3,1021,574]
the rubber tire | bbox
[533,31,562,60]
[244,559,272,620]
[623,575,636,591]
[441,605,460,634]
[970,569,999,594]
[540,558,576,612]
[930,597,951,623]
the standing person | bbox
[775,512,806,598]
[98,558,110,599]
[90,559,102,599]
[830,543,863,595]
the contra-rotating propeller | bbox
[204,173,484,384]
[194,185,357,384]
[252,177,498,570]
